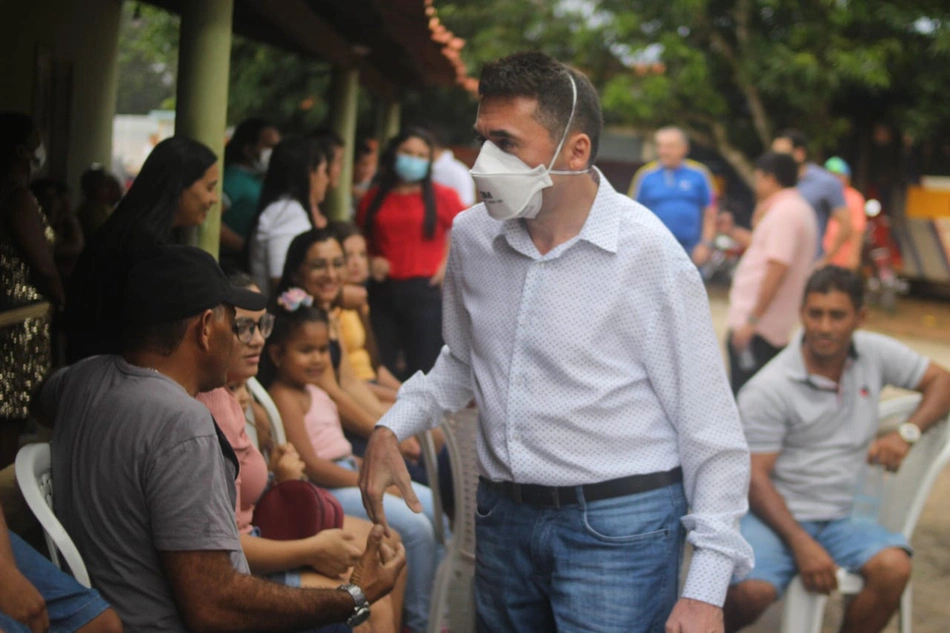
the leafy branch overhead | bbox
[436,0,950,184]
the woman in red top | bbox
[357,128,465,378]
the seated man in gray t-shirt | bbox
[723,266,950,633]
[36,245,404,633]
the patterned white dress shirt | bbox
[380,169,754,606]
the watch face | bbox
[347,607,371,627]
[899,423,921,443]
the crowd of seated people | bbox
[4,103,950,633]
[1,111,465,633]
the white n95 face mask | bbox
[470,73,590,221]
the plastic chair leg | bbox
[781,575,828,633]
[427,556,452,633]
[900,582,912,633]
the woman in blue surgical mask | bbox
[357,127,465,380]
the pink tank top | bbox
[197,388,269,535]
[304,384,352,461]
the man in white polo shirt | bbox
[724,266,950,633]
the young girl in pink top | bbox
[262,290,443,633]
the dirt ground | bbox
[706,288,950,632]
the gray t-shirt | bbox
[42,355,249,633]
[737,330,928,521]
[797,163,846,252]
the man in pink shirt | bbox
[726,152,818,393]
[822,157,867,270]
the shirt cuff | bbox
[376,390,435,441]
[681,548,737,607]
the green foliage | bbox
[115,3,337,131]
[226,38,333,133]
[115,3,179,114]
[112,0,950,176]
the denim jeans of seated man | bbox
[474,481,688,633]
[1,531,111,633]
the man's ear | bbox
[565,132,592,171]
[197,309,216,352]
[856,306,868,328]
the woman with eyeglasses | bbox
[196,271,405,633]
[357,127,465,379]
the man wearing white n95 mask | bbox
[359,51,753,633]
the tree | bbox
[115,2,347,131]
[115,3,179,114]
[593,0,950,184]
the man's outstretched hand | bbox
[665,597,724,633]
[358,427,423,532]
[350,525,407,604]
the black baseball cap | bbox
[122,244,267,326]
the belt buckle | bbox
[537,486,560,509]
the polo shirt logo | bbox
[680,181,692,191]
[860,386,869,397]
[480,190,494,200]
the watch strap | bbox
[338,583,370,627]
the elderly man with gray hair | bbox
[628,126,719,265]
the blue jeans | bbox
[735,512,910,598]
[474,481,688,633]
[330,458,445,633]
[0,531,111,633]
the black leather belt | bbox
[480,467,683,509]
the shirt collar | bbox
[787,331,861,387]
[493,167,620,256]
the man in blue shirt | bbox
[629,126,717,265]
[772,129,851,262]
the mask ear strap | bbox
[548,73,578,172]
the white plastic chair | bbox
[781,394,950,633]
[14,442,92,588]
[419,429,447,547]
[426,408,480,633]
[246,377,287,446]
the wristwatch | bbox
[338,583,371,627]
[898,423,922,445]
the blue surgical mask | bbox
[394,153,430,183]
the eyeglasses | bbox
[232,313,275,344]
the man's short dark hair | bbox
[803,265,865,311]
[478,51,604,166]
[122,306,226,357]
[122,317,194,357]
[776,129,809,154]
[755,152,799,188]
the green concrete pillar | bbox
[174,0,234,255]
[375,98,401,150]
[324,66,360,221]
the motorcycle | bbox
[862,199,909,313]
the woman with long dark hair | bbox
[220,118,280,262]
[0,112,63,467]
[65,136,218,362]
[247,136,330,297]
[357,127,465,378]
